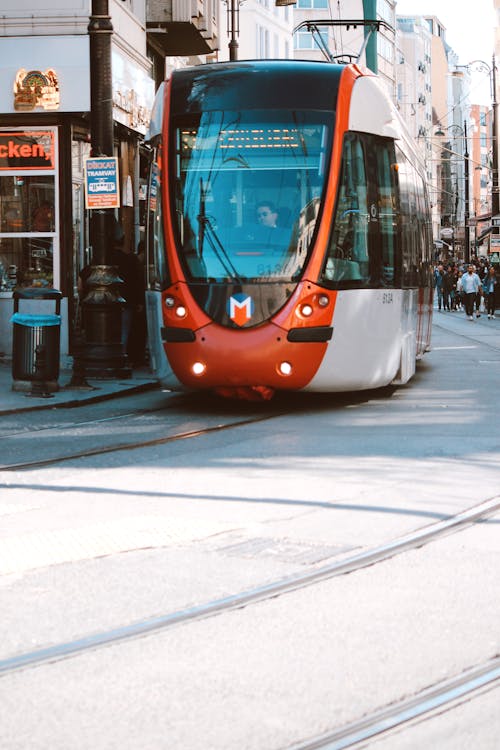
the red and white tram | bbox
[144,60,433,399]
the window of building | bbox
[296,0,328,7]
[0,128,58,291]
[378,0,393,25]
[294,29,329,50]
[257,25,270,57]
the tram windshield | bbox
[171,110,331,283]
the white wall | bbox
[218,0,293,62]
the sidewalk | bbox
[0,356,158,416]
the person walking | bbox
[455,270,464,310]
[483,266,497,319]
[433,264,444,310]
[461,264,483,320]
[442,266,454,311]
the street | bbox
[0,311,499,749]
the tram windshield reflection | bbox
[172,109,332,283]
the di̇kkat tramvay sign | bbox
[84,157,120,209]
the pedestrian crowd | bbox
[433,256,498,321]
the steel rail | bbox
[287,656,500,749]
[1,495,498,677]
[0,411,283,471]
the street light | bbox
[71,0,129,385]
[224,1,296,60]
[434,122,470,262]
[454,58,499,218]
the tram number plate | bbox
[382,292,393,304]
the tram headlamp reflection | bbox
[279,361,293,376]
[192,362,206,376]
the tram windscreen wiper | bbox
[197,179,241,282]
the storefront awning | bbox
[476,226,492,244]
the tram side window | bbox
[146,154,169,290]
[322,133,370,285]
[415,176,433,286]
[375,140,397,286]
[322,133,398,288]
[398,154,420,287]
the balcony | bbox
[146,0,219,56]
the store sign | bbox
[113,88,151,132]
[84,157,120,209]
[0,130,55,170]
[13,68,60,111]
[112,50,154,135]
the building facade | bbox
[0,0,218,365]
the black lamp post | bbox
[435,122,470,263]
[464,121,470,263]
[491,55,499,219]
[72,0,129,384]
[226,1,297,60]
[455,59,499,245]
[226,0,239,61]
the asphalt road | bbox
[0,311,499,749]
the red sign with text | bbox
[0,131,55,170]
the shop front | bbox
[0,34,154,367]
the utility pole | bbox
[464,120,470,264]
[72,0,129,384]
[492,54,499,218]
[227,0,239,61]
[362,0,378,74]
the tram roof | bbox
[169,59,346,115]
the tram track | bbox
[0,386,392,471]
[286,655,500,749]
[1,494,498,678]
[0,409,286,471]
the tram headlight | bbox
[299,303,313,318]
[192,361,206,376]
[318,294,329,308]
[278,361,293,376]
[165,296,175,308]
[175,305,187,318]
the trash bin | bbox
[11,288,62,393]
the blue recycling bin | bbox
[11,288,62,386]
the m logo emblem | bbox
[228,293,254,326]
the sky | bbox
[395,0,497,104]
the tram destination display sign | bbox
[84,156,120,209]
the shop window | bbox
[0,128,57,291]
